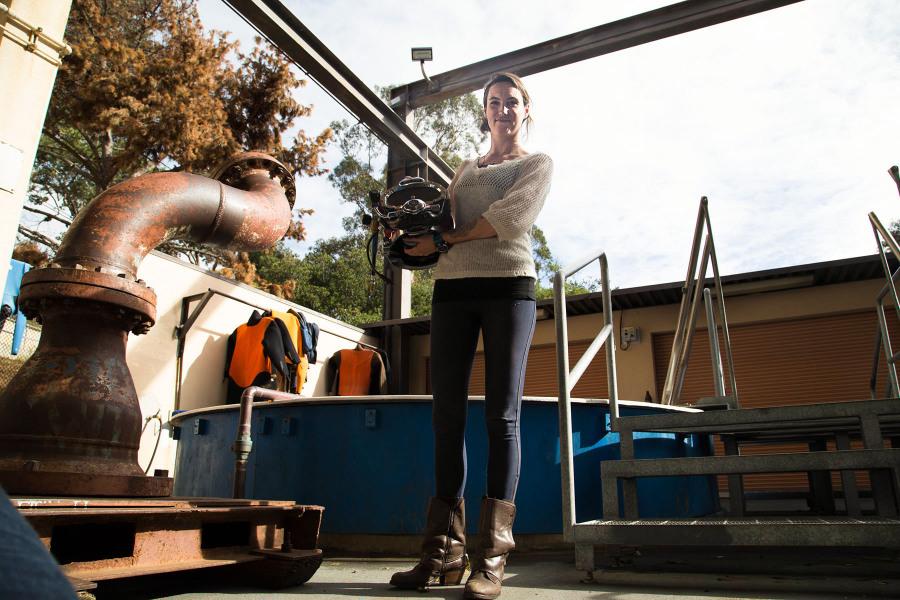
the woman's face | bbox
[484,82,529,138]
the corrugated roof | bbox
[362,254,894,336]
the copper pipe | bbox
[233,387,302,499]
[0,153,295,497]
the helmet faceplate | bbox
[372,178,453,269]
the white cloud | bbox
[198,0,900,287]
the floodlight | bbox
[410,47,436,89]
[411,47,433,62]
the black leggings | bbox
[430,297,536,501]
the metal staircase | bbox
[554,192,900,578]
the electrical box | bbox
[621,326,641,344]
[364,408,377,429]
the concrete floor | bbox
[93,554,887,600]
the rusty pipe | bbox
[0,153,295,497]
[233,387,302,499]
[55,153,295,278]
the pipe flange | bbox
[19,266,157,334]
[211,151,296,210]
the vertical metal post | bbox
[601,254,619,427]
[383,101,416,393]
[703,288,726,398]
[706,212,739,405]
[553,271,576,542]
[869,212,900,324]
[876,302,899,397]
[889,165,900,198]
[554,250,617,539]
[661,199,708,405]
[672,236,711,404]
[662,198,737,407]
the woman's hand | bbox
[404,235,437,256]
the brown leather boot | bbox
[464,497,516,600]
[390,496,468,589]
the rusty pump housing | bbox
[0,152,295,497]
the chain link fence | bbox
[0,318,41,392]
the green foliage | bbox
[531,225,599,299]
[410,269,435,317]
[410,93,486,168]
[327,119,386,231]
[889,220,900,244]
[24,0,331,265]
[288,235,383,325]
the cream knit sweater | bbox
[434,152,553,280]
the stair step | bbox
[571,516,900,547]
[602,448,900,478]
[614,398,900,435]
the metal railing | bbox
[661,197,738,407]
[553,249,617,542]
[868,165,900,399]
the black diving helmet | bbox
[370,177,453,270]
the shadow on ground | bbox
[90,553,876,600]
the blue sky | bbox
[197,0,900,289]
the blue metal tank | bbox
[172,396,717,534]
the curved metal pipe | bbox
[231,386,300,498]
[55,154,294,277]
[0,153,295,497]
[233,387,302,499]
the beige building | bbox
[375,254,891,403]
[366,253,895,492]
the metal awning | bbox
[362,254,890,336]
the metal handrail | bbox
[867,165,900,399]
[661,197,738,407]
[553,249,617,542]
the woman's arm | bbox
[444,218,496,244]
[405,154,552,256]
[404,217,496,257]
[481,153,553,241]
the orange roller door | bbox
[652,309,897,492]
[465,341,609,398]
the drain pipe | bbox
[233,387,302,499]
[0,153,295,497]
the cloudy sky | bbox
[198,0,900,289]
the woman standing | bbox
[390,72,553,600]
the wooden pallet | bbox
[13,496,324,590]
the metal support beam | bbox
[223,0,453,185]
[391,0,804,109]
[381,105,418,393]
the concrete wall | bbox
[128,251,378,476]
[405,277,885,401]
[0,0,72,292]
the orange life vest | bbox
[270,310,309,392]
[336,348,376,396]
[227,316,275,388]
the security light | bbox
[411,47,433,62]
[411,47,436,89]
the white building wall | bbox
[128,251,378,476]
